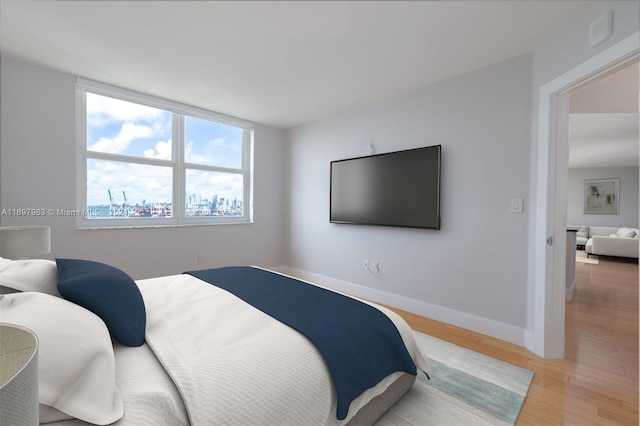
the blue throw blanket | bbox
[185,266,417,420]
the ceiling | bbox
[568,60,639,168]
[1,0,595,130]
[0,1,635,169]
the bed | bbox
[0,257,431,425]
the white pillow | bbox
[576,226,588,238]
[0,257,60,296]
[0,293,124,425]
[616,227,636,238]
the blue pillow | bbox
[56,258,146,347]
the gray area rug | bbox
[376,332,534,426]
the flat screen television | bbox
[330,145,441,229]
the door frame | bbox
[532,31,639,359]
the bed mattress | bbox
[36,269,429,425]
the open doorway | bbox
[568,59,639,251]
[533,31,639,360]
[565,59,639,361]
[564,59,638,299]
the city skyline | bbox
[87,189,243,218]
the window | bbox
[76,79,253,228]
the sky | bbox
[85,93,244,211]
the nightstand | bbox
[0,323,39,425]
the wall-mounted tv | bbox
[330,145,441,229]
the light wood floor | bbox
[387,254,638,425]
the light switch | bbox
[511,198,524,213]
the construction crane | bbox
[108,189,131,217]
[108,189,116,217]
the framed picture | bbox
[584,178,620,214]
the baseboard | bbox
[565,278,576,302]
[270,265,526,348]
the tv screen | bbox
[330,145,441,229]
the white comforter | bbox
[137,270,430,425]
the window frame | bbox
[75,78,254,229]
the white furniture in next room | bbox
[575,226,639,259]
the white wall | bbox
[285,54,533,344]
[0,57,288,279]
[532,2,640,89]
[568,166,639,227]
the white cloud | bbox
[185,138,241,168]
[185,169,242,201]
[87,160,243,209]
[90,123,154,154]
[87,160,172,206]
[87,93,165,127]
[144,139,172,160]
[210,137,228,148]
[185,140,217,165]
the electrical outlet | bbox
[362,259,369,270]
[197,253,205,264]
